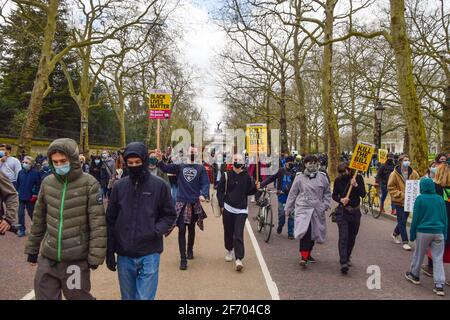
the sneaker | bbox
[235,259,243,271]
[445,281,450,287]
[421,265,433,277]
[405,272,420,285]
[299,257,308,268]
[391,234,401,244]
[288,234,295,240]
[179,259,188,270]
[433,286,445,297]
[307,256,316,263]
[225,251,233,262]
[187,250,194,260]
[347,259,352,267]
[17,230,26,237]
[402,243,412,251]
[341,264,349,275]
[276,226,282,234]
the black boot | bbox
[187,249,194,260]
[180,259,188,270]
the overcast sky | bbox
[174,0,226,133]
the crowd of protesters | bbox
[1,139,449,299]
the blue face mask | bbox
[430,167,437,174]
[54,163,71,176]
[0,151,4,158]
[22,163,31,171]
[94,159,100,165]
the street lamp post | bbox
[374,100,385,150]
[81,120,88,154]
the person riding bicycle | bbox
[217,154,257,272]
[259,156,296,239]
[284,155,331,268]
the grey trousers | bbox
[410,232,446,287]
[34,256,95,300]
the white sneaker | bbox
[225,251,233,262]
[392,234,401,244]
[235,259,243,271]
[403,243,412,251]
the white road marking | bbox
[245,220,280,300]
[21,290,35,300]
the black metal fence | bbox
[0,120,119,147]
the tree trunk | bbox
[315,132,319,153]
[79,99,90,156]
[279,73,289,153]
[389,0,429,175]
[403,127,410,155]
[293,0,309,154]
[18,0,59,154]
[118,102,126,148]
[322,0,340,180]
[442,82,450,152]
[293,66,308,154]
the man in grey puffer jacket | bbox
[25,138,107,300]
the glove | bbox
[27,254,38,264]
[88,263,98,270]
[106,252,116,272]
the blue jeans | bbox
[117,253,161,300]
[380,184,395,210]
[278,202,294,236]
[393,205,409,243]
[170,184,178,207]
[18,200,35,233]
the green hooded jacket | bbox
[25,138,107,265]
[410,178,448,242]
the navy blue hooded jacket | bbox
[17,168,41,201]
[106,142,177,258]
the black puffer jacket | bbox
[106,142,177,258]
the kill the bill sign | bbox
[246,123,268,154]
[149,90,172,119]
[349,142,376,173]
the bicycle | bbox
[362,183,381,219]
[253,188,276,243]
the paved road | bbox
[0,196,272,300]
[2,189,449,300]
[247,194,450,300]
[0,215,35,300]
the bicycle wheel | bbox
[257,206,264,232]
[263,206,273,243]
[371,196,381,219]
[361,195,369,215]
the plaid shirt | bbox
[165,201,207,236]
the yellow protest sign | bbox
[378,149,388,164]
[349,142,376,172]
[149,93,172,119]
[246,124,268,154]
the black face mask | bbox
[286,163,293,170]
[128,165,144,181]
[190,154,195,162]
[233,162,243,169]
